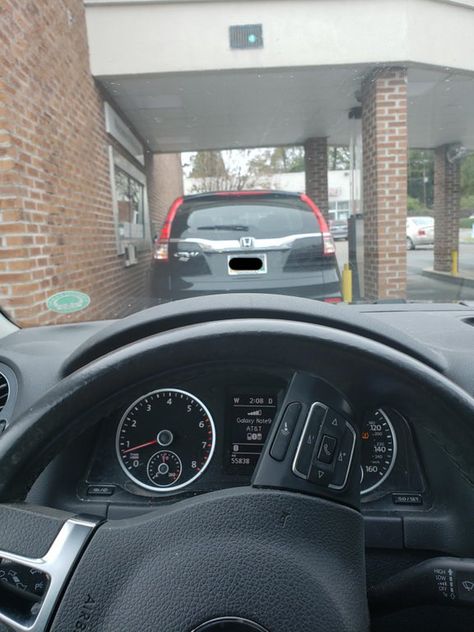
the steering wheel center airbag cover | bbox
[49,488,367,632]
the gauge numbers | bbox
[116,389,215,492]
[360,408,397,495]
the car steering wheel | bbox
[0,313,473,632]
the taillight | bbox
[300,193,336,256]
[153,241,169,261]
[418,229,426,237]
[323,234,336,255]
[153,196,184,262]
[324,297,342,303]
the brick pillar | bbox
[433,145,460,272]
[146,153,183,238]
[304,138,329,219]
[361,68,408,301]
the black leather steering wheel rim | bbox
[0,317,473,503]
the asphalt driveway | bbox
[335,239,474,303]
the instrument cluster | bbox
[82,368,424,505]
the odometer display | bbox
[360,408,397,495]
[116,389,215,492]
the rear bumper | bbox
[150,263,341,301]
[160,285,341,302]
[413,237,434,246]
[411,235,434,246]
[408,230,434,246]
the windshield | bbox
[2,1,474,327]
[410,217,434,226]
[172,201,318,240]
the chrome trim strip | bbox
[292,402,328,480]
[0,516,99,632]
[192,617,270,632]
[170,232,322,252]
[292,403,357,492]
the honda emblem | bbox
[240,236,255,248]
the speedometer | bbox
[116,389,215,492]
[360,408,397,495]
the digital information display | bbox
[227,393,277,475]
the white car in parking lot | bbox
[406,216,434,250]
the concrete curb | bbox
[422,268,474,288]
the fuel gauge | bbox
[147,450,182,488]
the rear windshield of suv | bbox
[171,200,319,240]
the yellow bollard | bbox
[342,263,353,303]
[451,250,459,277]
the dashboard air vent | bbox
[0,373,9,414]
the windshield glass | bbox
[2,0,474,327]
[410,217,434,227]
[172,201,318,240]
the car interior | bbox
[3,2,474,631]
[0,294,473,631]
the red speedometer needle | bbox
[122,439,157,454]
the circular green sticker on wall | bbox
[46,291,91,314]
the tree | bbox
[250,146,351,173]
[408,149,434,208]
[328,146,350,170]
[246,147,304,175]
[185,145,356,194]
[187,150,266,192]
[461,153,474,197]
[189,151,226,180]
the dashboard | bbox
[1,298,474,551]
[1,297,474,630]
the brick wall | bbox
[0,1,182,327]
[146,153,184,239]
[361,68,408,300]
[433,145,460,273]
[304,138,329,219]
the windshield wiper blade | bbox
[197,225,249,231]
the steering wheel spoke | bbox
[253,371,360,507]
[0,506,99,632]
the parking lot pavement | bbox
[335,240,474,302]
[407,244,474,302]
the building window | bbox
[109,147,150,255]
[115,167,145,240]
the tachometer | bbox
[116,389,215,492]
[360,408,397,495]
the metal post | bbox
[342,263,353,303]
[451,250,459,276]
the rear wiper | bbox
[197,225,249,231]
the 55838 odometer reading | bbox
[116,389,215,492]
